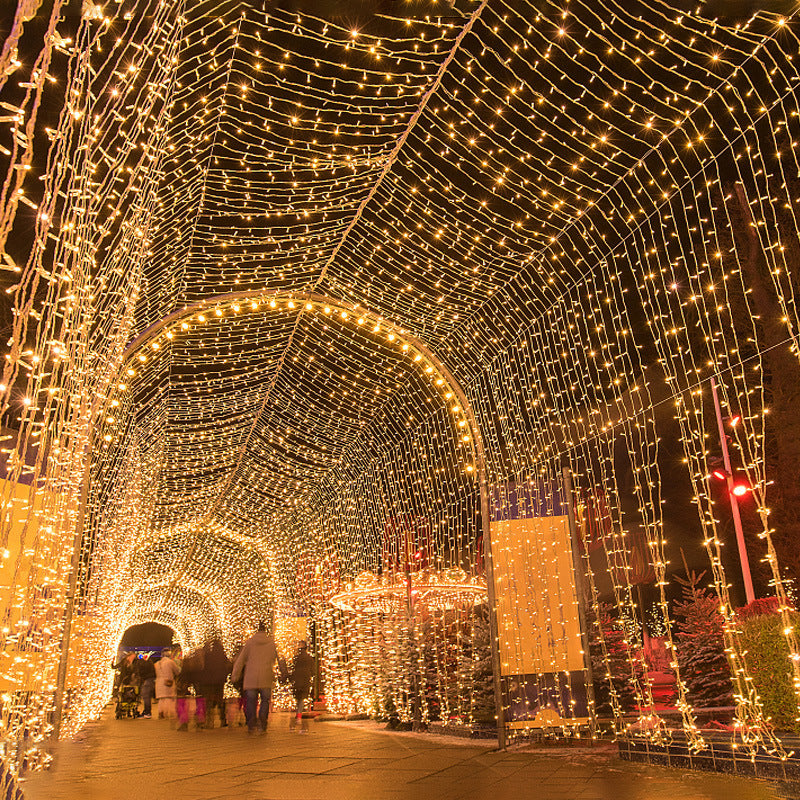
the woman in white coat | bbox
[155,647,180,718]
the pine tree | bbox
[419,615,441,722]
[588,602,644,714]
[468,604,496,724]
[673,567,733,708]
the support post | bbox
[404,530,423,731]
[51,445,92,742]
[709,377,755,605]
[562,467,596,737]
[310,617,321,704]
[480,483,507,750]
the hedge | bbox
[739,609,800,734]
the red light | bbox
[712,470,727,481]
[728,414,741,427]
[732,483,749,497]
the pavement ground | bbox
[23,709,782,800]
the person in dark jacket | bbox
[138,654,156,718]
[198,638,231,728]
[112,652,140,693]
[289,641,315,732]
[176,648,205,731]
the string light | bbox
[0,0,797,772]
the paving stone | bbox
[22,711,781,800]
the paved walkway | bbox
[24,711,781,800]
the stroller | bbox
[115,683,140,719]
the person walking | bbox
[138,653,156,718]
[198,638,231,728]
[112,651,139,688]
[231,621,278,734]
[289,641,315,733]
[155,647,180,719]
[111,652,141,718]
[176,647,206,731]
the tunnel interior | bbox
[0,0,799,763]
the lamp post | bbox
[709,376,755,605]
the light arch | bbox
[121,290,480,473]
[117,579,228,647]
[113,615,185,654]
[112,289,505,730]
[116,288,494,579]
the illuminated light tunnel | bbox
[1,0,800,774]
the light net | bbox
[0,0,799,772]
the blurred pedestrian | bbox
[111,652,141,718]
[155,647,179,718]
[176,647,206,731]
[138,653,156,718]
[289,641,314,733]
[230,642,246,726]
[199,638,231,728]
[111,651,139,689]
[231,621,278,734]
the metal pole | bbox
[479,483,507,750]
[310,617,320,705]
[404,530,423,731]
[709,377,755,605]
[51,444,92,742]
[562,467,596,738]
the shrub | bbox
[737,596,784,622]
[739,609,800,733]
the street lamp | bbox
[709,377,755,605]
[711,469,751,499]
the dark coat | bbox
[176,649,204,696]
[291,650,315,693]
[200,640,232,685]
[139,657,156,682]
[113,655,140,687]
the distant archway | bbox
[118,621,178,654]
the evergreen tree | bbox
[419,615,441,722]
[673,568,733,708]
[588,602,643,714]
[468,604,496,724]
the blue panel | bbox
[490,480,567,521]
[500,671,589,722]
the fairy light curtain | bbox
[0,0,799,771]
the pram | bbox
[115,684,140,719]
